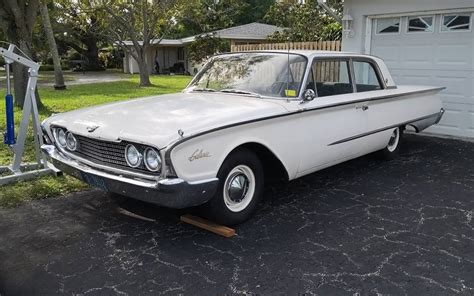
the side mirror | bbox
[303,89,316,102]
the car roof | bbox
[224,50,376,59]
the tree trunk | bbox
[11,35,43,109]
[39,1,66,90]
[137,60,152,86]
[136,50,151,86]
[82,35,102,71]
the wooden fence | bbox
[230,40,341,52]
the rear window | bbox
[353,61,383,92]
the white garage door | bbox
[371,12,474,138]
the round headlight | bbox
[57,129,67,147]
[144,148,161,172]
[66,132,77,151]
[125,144,142,168]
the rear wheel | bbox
[202,148,264,225]
[379,127,403,160]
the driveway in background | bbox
[41,71,126,86]
[0,135,473,295]
[0,71,127,86]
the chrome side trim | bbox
[328,109,445,146]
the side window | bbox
[353,61,383,92]
[312,60,352,97]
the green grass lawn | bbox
[0,74,192,207]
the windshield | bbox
[187,53,308,98]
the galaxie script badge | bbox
[188,149,211,162]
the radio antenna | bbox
[286,10,292,101]
[286,36,290,100]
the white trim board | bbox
[364,17,372,54]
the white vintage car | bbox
[41,51,445,225]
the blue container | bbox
[4,94,15,145]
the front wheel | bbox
[201,148,264,225]
[378,127,403,160]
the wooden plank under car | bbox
[180,214,236,238]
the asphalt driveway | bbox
[0,135,473,295]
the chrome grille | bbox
[71,135,154,174]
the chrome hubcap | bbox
[223,165,256,212]
[228,173,249,202]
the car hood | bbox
[45,92,290,148]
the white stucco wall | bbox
[123,51,140,74]
[342,0,474,53]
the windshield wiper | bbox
[188,87,217,92]
[220,89,261,98]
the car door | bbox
[295,57,370,177]
[351,58,394,152]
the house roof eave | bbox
[119,22,283,47]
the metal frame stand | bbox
[0,43,61,185]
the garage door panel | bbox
[435,72,473,104]
[469,110,474,132]
[400,45,433,66]
[389,70,432,84]
[436,45,472,67]
[432,102,472,137]
[371,12,474,138]
[437,105,464,127]
[389,70,473,104]
[371,46,400,65]
[428,109,471,137]
[427,125,474,138]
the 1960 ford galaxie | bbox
[41,51,444,225]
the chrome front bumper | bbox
[41,145,218,209]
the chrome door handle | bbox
[356,105,369,111]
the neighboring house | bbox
[123,22,282,76]
[342,0,474,139]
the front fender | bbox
[168,120,300,182]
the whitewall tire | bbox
[379,127,403,160]
[202,148,264,225]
